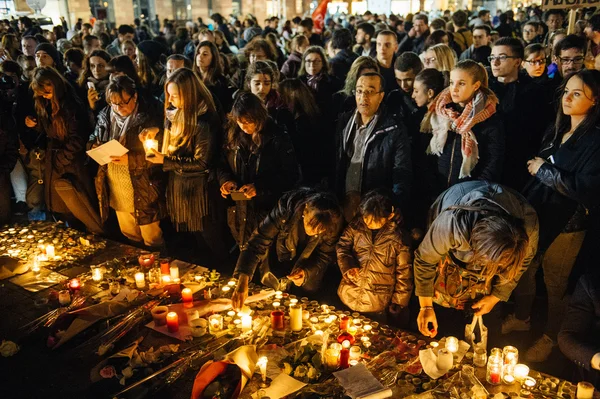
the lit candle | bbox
[45,245,55,258]
[69,278,81,292]
[290,304,303,332]
[166,311,179,333]
[347,326,358,335]
[181,288,193,307]
[134,272,146,289]
[360,336,370,343]
[144,138,158,157]
[502,346,519,377]
[430,341,439,348]
[222,286,231,293]
[160,258,170,275]
[290,298,299,306]
[151,306,169,326]
[31,256,41,275]
[523,377,536,389]
[58,290,71,306]
[325,348,340,370]
[227,311,236,317]
[340,315,350,330]
[302,310,310,320]
[257,356,268,386]
[272,301,280,308]
[309,316,318,324]
[340,340,350,369]
[241,314,252,332]
[169,265,179,280]
[577,382,595,399]
[208,314,223,332]
[486,354,502,385]
[162,275,171,285]
[227,280,236,286]
[445,336,459,353]
[436,348,453,371]
[349,346,361,360]
[513,364,529,382]
[503,374,515,384]
[139,253,155,270]
[91,265,103,282]
[271,311,285,330]
[349,360,359,367]
[363,324,372,333]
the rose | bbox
[0,340,19,357]
[100,366,117,379]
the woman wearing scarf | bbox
[77,49,111,118]
[421,60,504,196]
[89,76,165,249]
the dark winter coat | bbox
[329,49,359,81]
[335,105,412,210]
[206,74,236,114]
[397,30,430,55]
[217,119,300,247]
[234,188,343,292]
[280,51,302,79]
[337,217,413,313]
[524,125,600,251]
[299,73,343,117]
[89,96,166,226]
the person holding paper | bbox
[89,75,165,248]
[29,66,104,234]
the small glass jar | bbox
[474,347,487,367]
[109,281,120,295]
[486,354,503,385]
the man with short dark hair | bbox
[460,25,492,65]
[83,34,101,55]
[376,30,400,94]
[263,16,279,36]
[335,72,412,219]
[18,16,40,36]
[398,14,430,55]
[329,28,358,81]
[451,10,472,54]
[553,34,586,79]
[106,25,136,57]
[469,9,491,28]
[297,18,323,47]
[522,21,542,45]
[165,54,191,78]
[355,22,376,58]
[542,9,565,47]
[393,52,423,95]
[584,14,600,57]
[488,37,549,190]
[21,35,37,57]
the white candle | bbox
[437,348,453,371]
[58,290,71,306]
[135,272,146,288]
[45,245,55,258]
[227,280,236,286]
[272,301,280,308]
[513,364,529,381]
[222,286,231,293]
[241,314,252,332]
[257,356,268,383]
[162,275,171,285]
[169,265,179,280]
[290,298,299,306]
[31,256,41,275]
[227,311,236,317]
[577,382,595,399]
[290,304,303,332]
[445,336,459,353]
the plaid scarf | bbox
[425,87,497,178]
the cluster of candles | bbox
[27,245,57,273]
[482,346,532,388]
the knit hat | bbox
[136,40,168,65]
[35,43,63,69]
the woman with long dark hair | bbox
[77,49,111,115]
[298,46,342,118]
[29,66,103,234]
[193,40,235,112]
[218,92,299,248]
[505,69,600,363]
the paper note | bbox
[334,363,392,399]
[251,373,306,399]
[86,140,129,165]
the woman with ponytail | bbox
[421,60,504,195]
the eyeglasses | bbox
[524,59,546,66]
[353,89,383,97]
[558,56,584,65]
[488,55,519,63]
[109,95,134,108]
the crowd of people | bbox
[0,6,599,386]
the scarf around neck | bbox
[423,87,497,178]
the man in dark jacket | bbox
[354,22,377,58]
[398,14,430,55]
[329,28,358,81]
[0,123,18,223]
[488,37,550,191]
[88,76,165,248]
[335,72,412,220]
[105,25,136,57]
[558,273,600,389]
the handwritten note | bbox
[86,140,129,165]
[251,373,306,399]
[334,363,392,399]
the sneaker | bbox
[525,334,555,363]
[501,314,531,334]
[13,201,30,216]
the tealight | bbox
[241,314,252,332]
[523,377,536,389]
[290,298,299,305]
[514,364,529,381]
[134,272,146,288]
[445,336,459,353]
[91,265,104,282]
[227,280,236,286]
[162,275,171,285]
[45,244,55,258]
[222,286,231,293]
[227,311,236,317]
[272,301,281,308]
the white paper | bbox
[334,363,392,399]
[251,373,306,399]
[419,348,449,379]
[86,140,129,165]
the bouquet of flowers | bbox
[280,341,324,383]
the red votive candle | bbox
[160,259,170,275]
[181,288,193,308]
[340,341,350,369]
[337,331,356,345]
[166,311,179,333]
[138,253,155,270]
[490,371,501,384]
[271,310,285,330]
[69,278,81,292]
[340,315,350,330]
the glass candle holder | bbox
[486,354,503,385]
[208,314,223,333]
[271,310,284,330]
[90,265,103,282]
[445,336,459,353]
[474,347,487,368]
[513,364,529,382]
[325,348,340,370]
[151,306,169,326]
[109,281,120,295]
[437,348,453,371]
[58,290,71,306]
[502,346,519,377]
[138,253,155,270]
[134,272,146,289]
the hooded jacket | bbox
[337,217,413,313]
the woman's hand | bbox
[527,157,545,176]
[231,274,249,311]
[146,148,165,164]
[25,116,37,128]
[417,308,438,337]
[110,154,128,165]
[287,269,306,286]
[87,87,99,110]
[239,184,257,199]
[471,295,501,317]
[220,181,238,198]
[138,127,159,143]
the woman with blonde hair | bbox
[421,60,504,194]
[423,44,457,73]
[333,55,380,115]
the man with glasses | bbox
[553,34,586,80]
[488,38,549,190]
[460,25,492,66]
[335,72,412,220]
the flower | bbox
[293,365,308,378]
[122,366,134,378]
[307,364,320,381]
[0,340,19,357]
[100,366,117,379]
[283,362,293,375]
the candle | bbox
[577,382,595,399]
[162,275,171,286]
[486,354,502,385]
[227,280,236,286]
[31,256,41,275]
[271,310,285,330]
[349,346,361,360]
[502,346,518,377]
[227,311,236,317]
[166,311,179,333]
[290,298,299,306]
[290,304,303,332]
[185,309,199,324]
[349,360,359,367]
[190,318,207,337]
[445,336,459,353]
[363,324,372,333]
[257,356,268,385]
[241,314,252,332]
[302,310,310,320]
[134,272,146,289]
[169,265,179,280]
[58,290,71,306]
[208,314,223,332]
[144,138,158,157]
[139,253,155,270]
[181,288,193,307]
[151,306,169,326]
[340,340,350,369]
[340,315,350,330]
[337,331,356,345]
[325,348,340,370]
[272,301,280,308]
[45,244,55,258]
[222,286,231,293]
[430,341,439,348]
[347,326,358,335]
[69,278,81,291]
[436,348,453,371]
[503,374,515,384]
[159,258,169,275]
[91,265,103,282]
[513,364,529,381]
